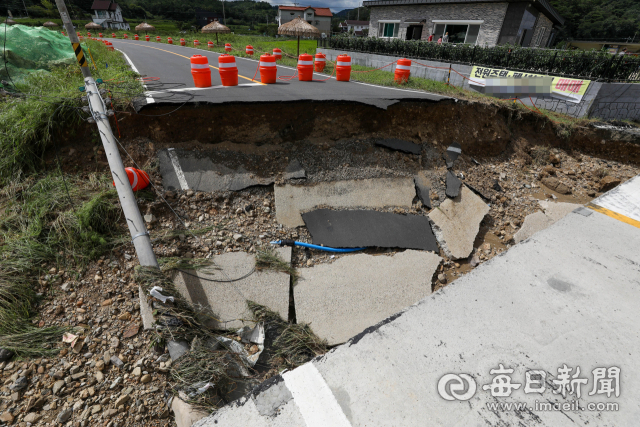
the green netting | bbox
[0,24,76,83]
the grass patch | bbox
[158,257,214,272]
[0,175,127,356]
[249,301,328,371]
[256,247,299,283]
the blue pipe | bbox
[270,240,365,253]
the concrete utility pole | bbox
[222,0,226,25]
[54,0,159,269]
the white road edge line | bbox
[112,40,442,96]
[115,48,155,104]
[167,148,189,190]
[282,363,352,427]
[145,83,262,95]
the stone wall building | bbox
[363,0,564,47]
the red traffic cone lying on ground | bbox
[112,167,150,191]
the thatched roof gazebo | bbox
[85,22,102,30]
[201,19,230,46]
[135,22,155,34]
[43,21,58,27]
[277,17,320,56]
[4,18,16,25]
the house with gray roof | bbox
[362,0,564,47]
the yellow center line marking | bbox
[111,40,263,85]
[587,203,640,229]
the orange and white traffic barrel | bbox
[106,41,114,51]
[336,54,351,82]
[112,168,150,191]
[79,35,84,40]
[180,38,186,46]
[134,34,139,40]
[123,33,128,39]
[194,40,200,47]
[394,58,411,84]
[246,45,253,55]
[225,43,232,52]
[156,36,161,42]
[190,55,211,88]
[112,33,116,38]
[273,48,282,61]
[208,41,214,49]
[218,54,238,87]
[167,37,173,44]
[145,35,150,41]
[259,54,277,84]
[297,54,314,81]
[87,32,91,37]
[314,53,326,72]
[99,33,103,38]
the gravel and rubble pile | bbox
[3,137,637,426]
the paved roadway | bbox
[108,39,449,109]
[193,175,640,427]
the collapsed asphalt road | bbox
[109,39,449,109]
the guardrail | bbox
[327,37,640,82]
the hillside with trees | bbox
[548,0,640,42]
[7,0,278,31]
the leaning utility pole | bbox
[54,0,159,269]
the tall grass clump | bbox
[0,41,143,182]
[0,175,125,355]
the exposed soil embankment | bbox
[75,100,640,165]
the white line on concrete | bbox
[592,174,640,222]
[282,363,352,427]
[115,48,155,105]
[167,148,189,190]
[145,83,262,95]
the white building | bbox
[338,20,370,36]
[91,0,130,30]
[278,6,333,37]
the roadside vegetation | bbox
[0,38,145,356]
[0,38,143,181]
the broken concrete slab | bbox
[413,171,431,209]
[513,211,553,244]
[445,142,461,169]
[514,200,582,243]
[171,397,209,427]
[167,340,190,361]
[445,170,462,198]
[172,247,292,330]
[591,174,640,222]
[428,186,490,260]
[275,178,415,228]
[159,148,273,192]
[374,138,421,155]
[302,209,439,251]
[294,250,441,345]
[283,160,306,180]
[139,285,154,330]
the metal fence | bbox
[327,37,640,82]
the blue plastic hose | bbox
[270,240,365,253]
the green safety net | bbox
[0,24,76,83]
